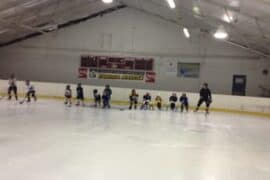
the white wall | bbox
[0,8,269,96]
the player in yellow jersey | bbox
[155,95,162,110]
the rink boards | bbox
[0,79,269,117]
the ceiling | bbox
[0,0,270,57]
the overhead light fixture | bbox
[214,27,228,40]
[102,0,113,4]
[223,14,234,23]
[214,31,228,39]
[192,0,201,15]
[222,9,234,23]
[166,0,176,9]
[183,28,190,38]
[192,5,200,15]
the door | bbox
[232,75,247,96]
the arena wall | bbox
[1,80,269,117]
[0,8,269,97]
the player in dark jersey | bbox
[8,73,18,100]
[129,89,139,110]
[102,85,112,108]
[194,83,212,113]
[93,89,101,107]
[169,93,178,111]
[180,93,189,112]
[141,92,151,110]
[76,83,84,106]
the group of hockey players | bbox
[5,74,37,103]
[3,74,212,113]
[64,84,112,108]
[64,82,212,113]
[129,83,212,113]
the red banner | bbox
[78,67,88,79]
[79,55,156,83]
[145,72,156,83]
[81,55,154,71]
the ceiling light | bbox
[223,14,234,23]
[102,0,113,4]
[214,29,228,39]
[192,5,200,15]
[166,0,176,9]
[214,26,228,39]
[183,28,190,38]
[214,31,228,39]
[223,9,234,23]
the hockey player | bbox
[8,73,18,100]
[64,85,72,106]
[76,83,84,106]
[93,89,101,107]
[102,85,112,108]
[180,93,189,112]
[141,92,151,110]
[155,95,162,110]
[169,93,178,111]
[20,80,37,104]
[25,80,37,103]
[129,89,139,110]
[194,83,212,114]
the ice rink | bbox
[0,99,270,180]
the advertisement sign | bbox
[81,55,154,71]
[79,55,156,83]
[78,67,88,79]
[145,72,156,83]
[178,63,200,78]
[89,69,145,81]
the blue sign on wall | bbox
[178,63,200,78]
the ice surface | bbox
[0,99,270,180]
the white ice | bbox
[0,99,270,180]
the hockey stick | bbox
[19,96,27,104]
